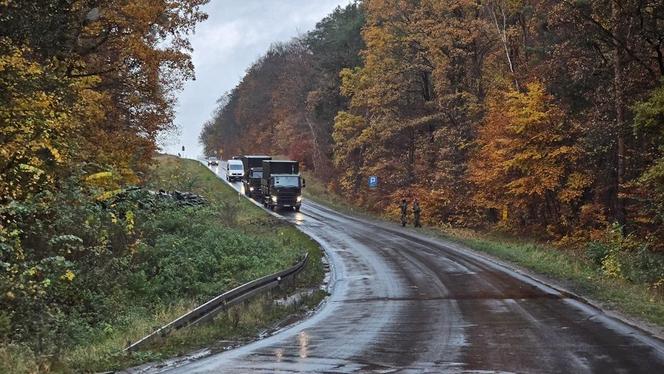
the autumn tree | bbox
[470,82,589,234]
[0,38,103,204]
[1,0,208,181]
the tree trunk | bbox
[613,1,626,228]
[407,126,416,185]
[489,2,520,91]
[304,112,324,175]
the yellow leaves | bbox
[0,40,41,76]
[559,172,592,204]
[61,270,75,282]
[26,267,38,277]
[0,38,85,200]
[125,210,135,233]
[84,171,133,201]
[17,164,45,177]
[339,67,364,98]
[470,81,586,224]
[505,82,555,134]
[333,111,365,143]
[85,171,113,182]
[97,189,123,202]
[71,77,107,123]
[332,111,369,169]
[45,143,63,163]
[501,206,509,221]
[601,252,623,279]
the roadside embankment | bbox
[1,155,325,373]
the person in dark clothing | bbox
[400,199,408,227]
[413,199,422,228]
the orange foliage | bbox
[470,82,591,231]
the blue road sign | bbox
[368,176,378,188]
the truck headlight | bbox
[271,195,277,202]
[296,195,302,202]
[249,187,254,191]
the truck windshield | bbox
[273,176,300,187]
[251,171,263,178]
[229,164,243,170]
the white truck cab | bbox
[226,159,244,182]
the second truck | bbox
[241,155,271,198]
[261,160,305,211]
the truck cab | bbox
[261,160,305,211]
[226,159,244,182]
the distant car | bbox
[207,157,219,166]
[226,159,244,182]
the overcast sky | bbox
[161,0,352,158]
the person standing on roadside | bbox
[400,198,409,227]
[413,199,422,228]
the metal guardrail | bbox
[124,253,309,352]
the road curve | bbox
[158,163,664,373]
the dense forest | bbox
[201,1,664,272]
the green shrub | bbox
[0,344,38,374]
[585,224,664,287]
[586,240,610,266]
[621,247,664,285]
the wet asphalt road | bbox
[158,163,664,373]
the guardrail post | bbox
[231,307,240,328]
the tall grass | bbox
[445,231,664,326]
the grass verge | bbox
[431,228,664,328]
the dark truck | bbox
[261,160,305,211]
[241,155,271,198]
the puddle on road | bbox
[298,330,309,358]
[274,347,284,363]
